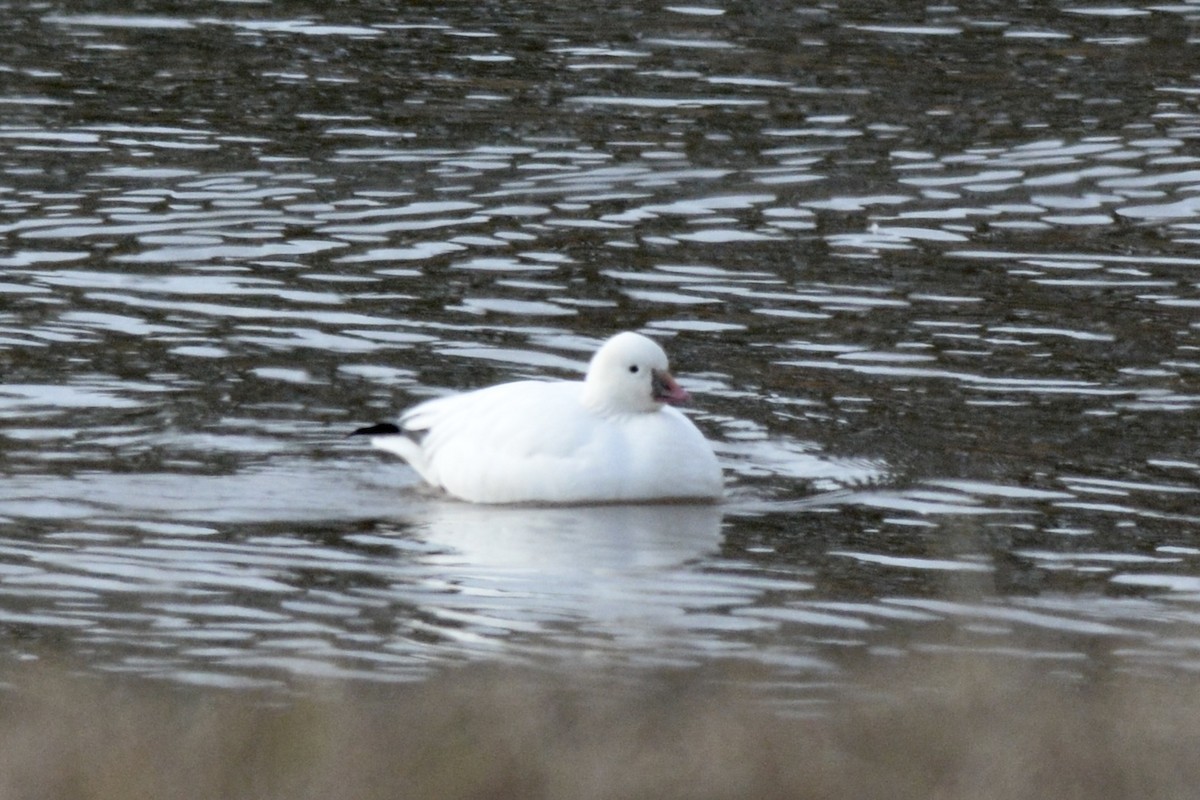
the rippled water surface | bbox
[3,2,1200,695]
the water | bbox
[2,2,1200,693]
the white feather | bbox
[364,332,723,504]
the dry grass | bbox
[0,655,1197,800]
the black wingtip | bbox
[351,422,402,437]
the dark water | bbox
[2,3,1200,694]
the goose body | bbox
[355,332,723,505]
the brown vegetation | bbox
[0,655,1196,800]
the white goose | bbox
[354,332,723,505]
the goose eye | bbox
[628,365,639,374]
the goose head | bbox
[581,331,691,414]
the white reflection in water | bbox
[408,502,722,572]
[393,502,736,651]
[44,14,195,29]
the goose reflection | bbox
[391,501,731,656]
[406,501,724,571]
